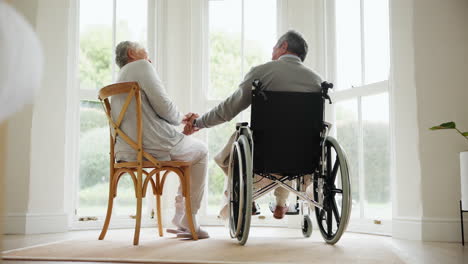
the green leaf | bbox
[440,121,457,128]
[429,121,456,130]
[462,132,468,137]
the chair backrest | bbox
[98,82,161,168]
[251,90,324,175]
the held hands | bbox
[182,112,200,135]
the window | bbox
[330,0,391,233]
[205,0,278,221]
[77,0,153,219]
[334,0,390,90]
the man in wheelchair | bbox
[184,30,351,245]
[187,30,322,216]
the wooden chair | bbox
[97,82,198,245]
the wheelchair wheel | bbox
[314,137,351,244]
[228,134,253,245]
[301,215,313,238]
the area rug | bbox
[2,227,405,264]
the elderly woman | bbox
[111,41,209,239]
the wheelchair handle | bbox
[321,81,334,104]
[252,79,268,101]
[236,122,249,130]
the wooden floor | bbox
[2,227,468,264]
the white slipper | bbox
[176,228,210,239]
[166,227,187,234]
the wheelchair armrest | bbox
[236,122,249,129]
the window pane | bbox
[116,0,148,47]
[207,120,237,215]
[78,101,110,216]
[78,101,149,217]
[363,0,390,84]
[335,99,360,217]
[362,93,391,219]
[78,0,151,219]
[335,0,362,90]
[208,0,242,99]
[244,0,277,71]
[79,0,113,90]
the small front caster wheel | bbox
[302,215,313,238]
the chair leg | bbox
[183,166,198,240]
[99,182,115,240]
[156,193,163,237]
[133,182,143,245]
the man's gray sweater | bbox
[195,55,323,128]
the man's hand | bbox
[183,123,199,135]
[182,112,199,125]
[182,112,200,135]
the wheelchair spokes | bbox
[330,155,340,183]
[228,133,253,245]
[227,125,351,246]
[314,137,351,244]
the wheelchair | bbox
[227,80,351,245]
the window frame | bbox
[70,0,160,229]
[68,0,393,233]
[325,0,392,235]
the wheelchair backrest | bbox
[251,88,325,175]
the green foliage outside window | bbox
[363,122,390,204]
[336,119,390,205]
[79,102,109,191]
[79,26,113,90]
[209,31,265,99]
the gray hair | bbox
[115,41,142,68]
[275,30,308,62]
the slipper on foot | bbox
[166,227,187,234]
[176,228,210,239]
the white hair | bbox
[275,30,308,62]
[115,41,143,68]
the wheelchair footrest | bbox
[269,202,300,215]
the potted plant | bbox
[430,121,468,213]
[430,122,468,141]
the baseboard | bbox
[393,216,468,242]
[392,217,422,240]
[5,213,68,234]
[420,217,467,242]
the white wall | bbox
[4,106,34,232]
[26,0,71,232]
[4,0,71,234]
[413,0,468,242]
[390,0,468,241]
[4,0,38,234]
[389,0,423,240]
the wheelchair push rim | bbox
[314,136,351,244]
[228,134,253,245]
